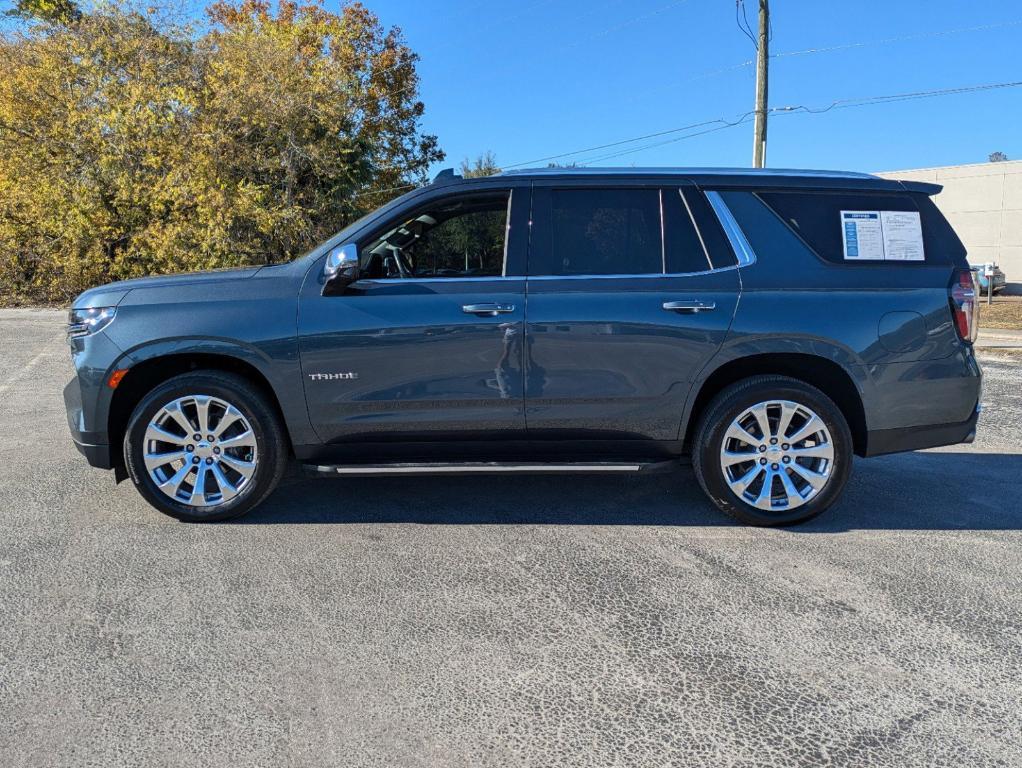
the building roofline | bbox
[878,159,1022,175]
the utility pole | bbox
[751,0,769,168]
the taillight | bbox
[949,268,979,343]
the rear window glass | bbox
[717,190,816,270]
[758,191,947,265]
[911,194,967,266]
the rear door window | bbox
[532,188,663,276]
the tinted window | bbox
[910,194,966,267]
[685,189,738,267]
[719,190,816,271]
[758,191,929,264]
[362,194,508,279]
[663,189,712,273]
[534,189,663,276]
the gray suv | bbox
[64,168,982,526]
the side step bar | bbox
[302,460,677,477]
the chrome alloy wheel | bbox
[143,395,258,509]
[719,400,835,512]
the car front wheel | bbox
[692,375,853,526]
[123,371,287,522]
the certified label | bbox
[841,210,924,262]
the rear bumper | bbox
[864,405,979,457]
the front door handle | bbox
[462,303,516,316]
[663,300,716,313]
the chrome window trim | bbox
[501,189,513,277]
[678,189,715,272]
[526,266,739,281]
[354,275,523,285]
[356,268,743,284]
[705,191,757,267]
[658,188,666,274]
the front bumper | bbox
[62,317,133,471]
[71,436,113,469]
[64,376,114,469]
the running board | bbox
[302,460,676,477]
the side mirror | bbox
[323,243,359,294]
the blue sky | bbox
[362,0,1020,175]
[4,0,1017,174]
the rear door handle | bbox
[462,303,516,316]
[663,300,716,313]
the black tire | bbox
[123,371,288,522]
[692,375,853,527]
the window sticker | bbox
[841,210,924,261]
[879,211,925,261]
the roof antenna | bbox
[432,168,462,185]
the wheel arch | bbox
[108,350,295,471]
[683,352,869,457]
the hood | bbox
[72,265,263,308]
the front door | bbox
[299,186,530,445]
[524,184,741,442]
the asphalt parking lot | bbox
[1,308,1020,767]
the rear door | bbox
[523,182,740,442]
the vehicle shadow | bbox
[234,451,1022,532]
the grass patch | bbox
[979,300,1022,331]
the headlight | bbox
[67,306,116,339]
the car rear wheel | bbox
[692,375,853,526]
[123,371,287,522]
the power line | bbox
[612,18,1022,115]
[331,11,1022,127]
[778,79,1022,115]
[773,19,1022,61]
[507,78,1022,169]
[679,19,1022,88]
[735,0,758,48]
[362,78,1022,200]
[573,0,692,45]
[579,118,755,164]
[503,118,740,168]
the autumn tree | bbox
[6,0,81,24]
[0,0,443,303]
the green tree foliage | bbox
[7,0,82,24]
[0,0,444,303]
[460,151,500,178]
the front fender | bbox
[109,337,317,448]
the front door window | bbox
[361,194,510,279]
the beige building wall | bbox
[877,160,1022,284]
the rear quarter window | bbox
[758,191,954,266]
